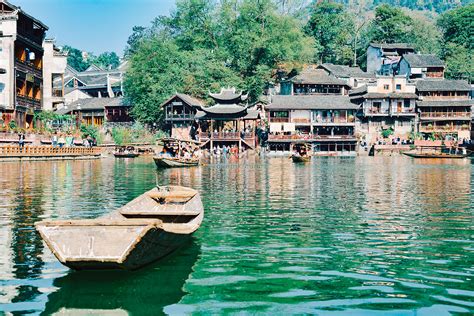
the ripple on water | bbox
[0,157,473,315]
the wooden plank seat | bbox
[147,191,197,203]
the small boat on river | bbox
[291,143,312,163]
[291,155,311,163]
[403,146,470,159]
[154,138,201,168]
[113,146,139,158]
[154,156,200,168]
[36,186,204,270]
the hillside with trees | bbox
[123,0,473,125]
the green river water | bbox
[0,156,473,315]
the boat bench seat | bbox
[147,191,197,204]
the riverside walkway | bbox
[0,145,102,161]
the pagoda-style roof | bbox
[209,88,248,104]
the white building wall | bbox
[42,40,67,111]
[0,17,17,111]
[64,89,91,106]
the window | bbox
[383,84,389,90]
[373,102,382,108]
[404,100,411,108]
[396,84,401,90]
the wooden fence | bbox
[0,145,102,158]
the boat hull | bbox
[114,153,139,158]
[154,157,199,168]
[403,152,468,159]
[292,155,311,163]
[36,186,204,270]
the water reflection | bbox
[42,242,200,315]
[0,156,473,314]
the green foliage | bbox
[63,45,120,71]
[381,127,394,138]
[124,0,313,125]
[304,2,355,64]
[367,5,414,44]
[94,52,120,70]
[80,124,99,140]
[8,120,17,130]
[438,4,474,50]
[63,45,91,72]
[438,4,473,81]
[111,122,164,145]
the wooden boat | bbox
[154,156,199,168]
[403,151,469,159]
[36,186,204,270]
[291,155,311,163]
[403,146,470,159]
[114,152,139,158]
[114,146,139,158]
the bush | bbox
[8,120,17,130]
[80,124,99,140]
[381,127,394,139]
[111,122,165,145]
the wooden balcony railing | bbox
[16,94,41,109]
[420,112,471,118]
[199,132,255,140]
[292,118,310,124]
[15,59,42,78]
[268,134,355,141]
[166,114,194,120]
[269,117,290,123]
[0,145,102,158]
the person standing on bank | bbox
[58,134,66,148]
[18,132,25,152]
[51,132,58,148]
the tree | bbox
[124,0,313,125]
[366,5,414,44]
[438,4,473,81]
[93,52,120,70]
[63,45,90,72]
[438,4,474,50]
[304,2,355,64]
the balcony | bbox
[313,117,356,125]
[268,134,355,141]
[365,107,390,116]
[165,114,194,121]
[420,112,471,120]
[199,131,254,141]
[16,94,41,109]
[269,117,290,123]
[392,108,416,115]
[292,118,310,124]
[15,59,42,78]
[420,124,470,132]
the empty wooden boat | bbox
[291,155,311,163]
[36,186,204,270]
[403,146,470,159]
[154,157,199,168]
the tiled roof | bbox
[402,54,444,68]
[319,64,374,79]
[369,43,415,50]
[266,95,359,110]
[201,103,248,115]
[417,80,471,92]
[160,93,204,108]
[348,85,368,96]
[291,69,348,86]
[209,87,248,102]
[364,92,418,99]
[56,97,126,114]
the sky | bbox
[13,0,176,56]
